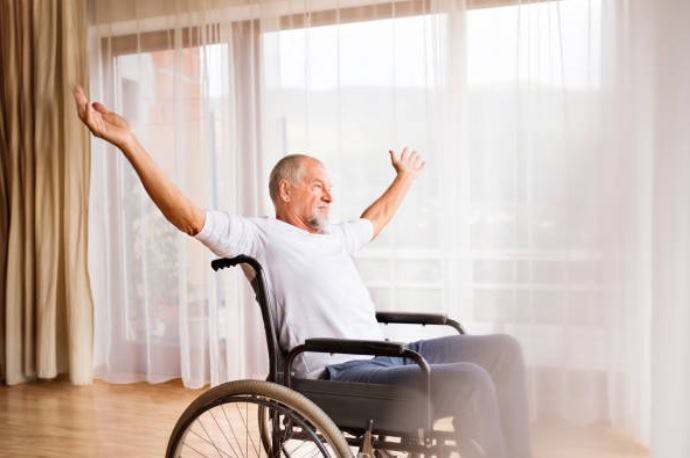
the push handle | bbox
[211,255,263,273]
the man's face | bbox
[291,159,333,231]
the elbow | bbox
[184,225,200,237]
[184,219,204,237]
[179,210,205,236]
[173,220,199,236]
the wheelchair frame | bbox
[206,255,469,457]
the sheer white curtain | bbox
[643,2,690,456]
[88,1,270,388]
[87,0,690,455]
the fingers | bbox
[390,146,427,173]
[405,149,421,168]
[73,84,86,103]
[92,102,110,114]
[84,99,93,126]
[72,85,88,119]
[71,85,111,125]
[408,149,418,164]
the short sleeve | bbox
[334,218,374,254]
[194,210,259,257]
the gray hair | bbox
[268,154,320,203]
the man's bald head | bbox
[268,154,322,204]
[269,154,333,233]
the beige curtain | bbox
[0,0,94,385]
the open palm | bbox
[73,85,132,147]
[389,147,426,179]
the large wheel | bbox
[167,379,352,458]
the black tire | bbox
[166,379,352,458]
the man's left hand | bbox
[389,147,426,180]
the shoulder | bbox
[330,218,373,236]
[193,211,267,257]
[329,218,374,253]
[196,211,256,235]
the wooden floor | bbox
[0,379,649,457]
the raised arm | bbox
[73,85,205,235]
[361,147,426,239]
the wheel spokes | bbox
[178,398,336,458]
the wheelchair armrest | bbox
[284,338,431,385]
[376,311,465,334]
[376,311,448,325]
[303,337,407,357]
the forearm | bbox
[119,137,205,236]
[361,173,414,238]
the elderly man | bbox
[73,86,532,458]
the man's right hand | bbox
[73,85,133,148]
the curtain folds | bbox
[648,1,690,456]
[0,0,94,385]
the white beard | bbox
[307,208,328,232]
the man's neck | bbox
[275,211,320,234]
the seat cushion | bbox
[292,378,429,434]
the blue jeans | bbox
[323,334,532,458]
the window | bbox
[98,0,607,363]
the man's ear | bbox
[279,179,291,202]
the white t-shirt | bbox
[194,211,385,378]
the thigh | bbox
[407,333,522,372]
[327,359,493,404]
[325,358,422,387]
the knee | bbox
[461,363,496,394]
[459,364,503,412]
[434,362,494,392]
[495,334,524,363]
[431,364,497,420]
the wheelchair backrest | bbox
[211,255,285,382]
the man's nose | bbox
[322,189,332,203]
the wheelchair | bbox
[166,255,478,457]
